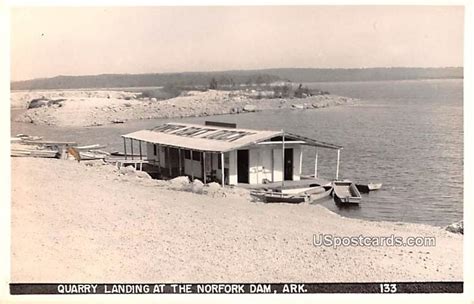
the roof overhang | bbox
[285,132,342,150]
[122,122,342,153]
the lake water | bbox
[11,79,463,227]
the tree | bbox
[209,77,218,90]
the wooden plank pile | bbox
[10,134,108,161]
[11,135,60,158]
[75,144,109,160]
[11,148,59,158]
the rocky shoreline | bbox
[11,89,355,127]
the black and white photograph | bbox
[1,1,471,301]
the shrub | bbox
[138,85,182,101]
[294,84,311,98]
[272,84,292,98]
[209,78,218,90]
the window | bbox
[181,150,201,161]
[192,151,201,161]
[153,144,157,156]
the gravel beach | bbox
[11,157,462,283]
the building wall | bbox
[248,149,259,184]
[226,144,302,185]
[145,143,231,182]
[181,151,201,178]
[216,153,226,185]
[260,148,273,182]
[183,158,202,178]
[146,143,165,165]
[144,142,302,185]
[247,146,274,184]
[228,150,238,185]
[146,143,155,161]
[293,146,302,181]
[184,152,225,182]
[146,143,185,174]
[157,145,166,165]
[272,148,283,182]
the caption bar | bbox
[10,282,463,294]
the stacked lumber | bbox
[75,144,109,160]
[13,134,43,141]
[21,139,77,146]
[80,152,106,160]
[11,135,64,159]
[76,144,107,151]
[11,143,59,158]
[11,148,59,158]
[11,134,110,161]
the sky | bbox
[10,6,464,81]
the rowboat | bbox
[356,183,383,193]
[251,185,333,204]
[254,192,307,204]
[333,181,362,205]
[306,185,333,202]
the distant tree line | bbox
[11,72,281,91]
[11,67,463,91]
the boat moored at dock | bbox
[333,180,362,205]
[356,183,383,193]
[250,184,333,204]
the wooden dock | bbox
[106,158,151,171]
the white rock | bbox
[119,165,136,176]
[191,179,204,194]
[291,104,305,109]
[446,220,463,234]
[135,171,152,179]
[169,176,190,190]
[204,182,226,197]
[243,104,257,112]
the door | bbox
[237,150,249,183]
[168,147,180,176]
[284,148,293,181]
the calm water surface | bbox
[11,79,463,227]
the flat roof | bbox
[122,122,342,152]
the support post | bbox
[191,150,194,181]
[139,140,142,160]
[123,137,127,160]
[157,144,162,176]
[221,152,225,186]
[299,148,303,177]
[271,149,274,182]
[178,148,182,175]
[210,152,214,181]
[314,148,318,178]
[256,150,260,183]
[203,152,207,184]
[130,139,134,160]
[336,149,341,181]
[167,147,172,177]
[281,130,285,188]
